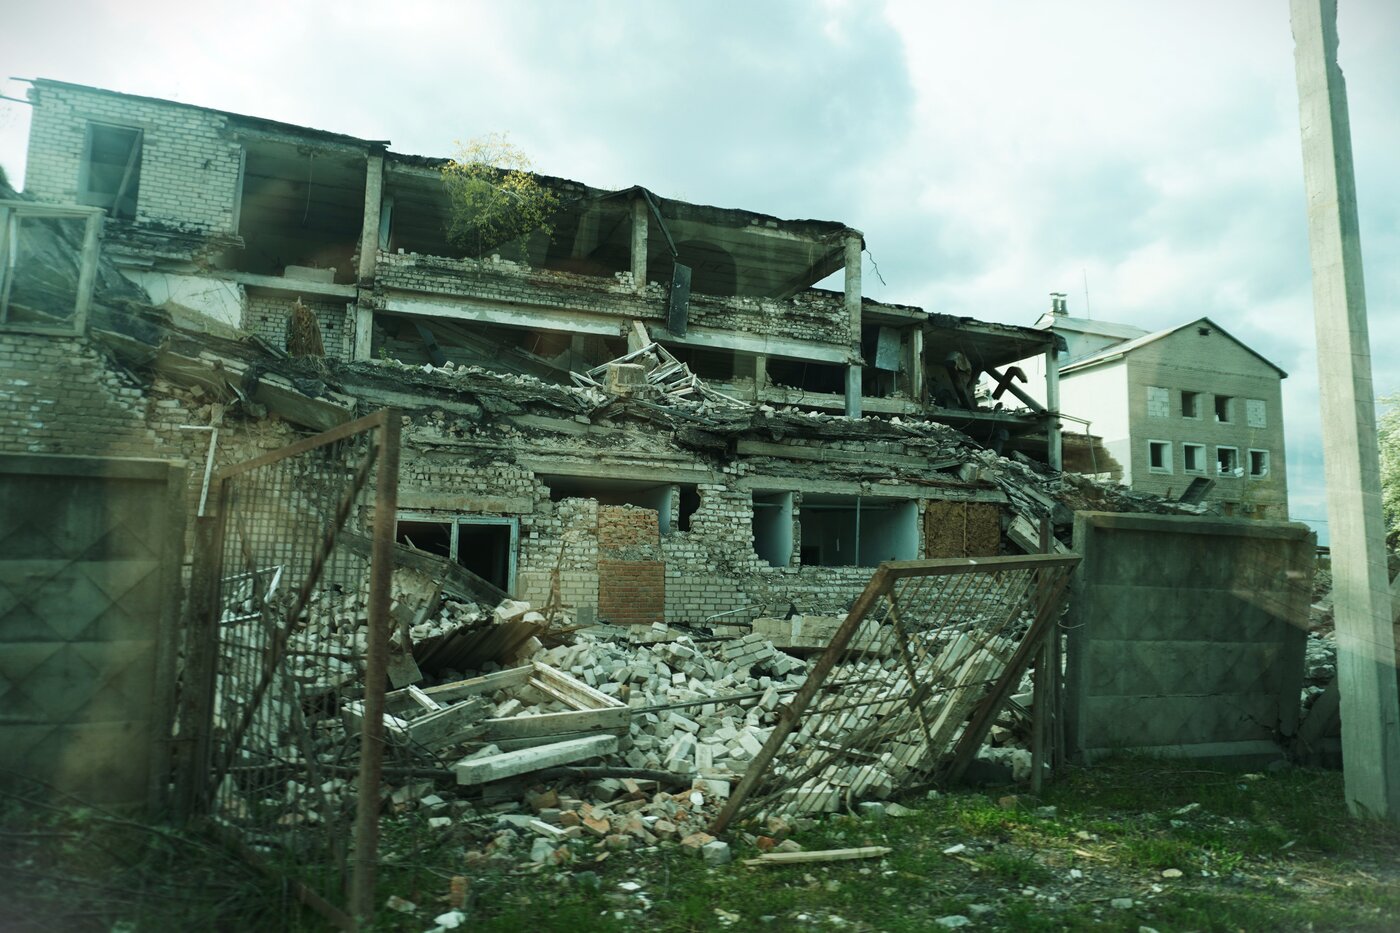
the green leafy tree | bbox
[441,133,559,258]
[1380,393,1400,550]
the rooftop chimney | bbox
[1049,292,1068,317]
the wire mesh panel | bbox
[710,554,1079,834]
[196,411,399,929]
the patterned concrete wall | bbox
[1064,511,1312,764]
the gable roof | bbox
[1059,316,1288,378]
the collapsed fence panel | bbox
[710,554,1079,834]
[184,411,399,929]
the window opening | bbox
[81,124,143,221]
[1248,449,1270,478]
[1183,443,1205,474]
[1216,446,1240,476]
[1181,390,1200,418]
[1214,395,1233,423]
[797,495,917,567]
[752,492,794,568]
[1148,440,1172,473]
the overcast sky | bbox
[3,0,1397,541]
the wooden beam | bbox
[454,734,619,786]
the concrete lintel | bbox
[652,326,848,365]
[397,492,532,514]
[739,475,1007,503]
[517,457,716,486]
[383,295,624,338]
[227,271,358,298]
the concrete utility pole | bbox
[1290,0,1400,821]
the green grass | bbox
[5,758,1399,931]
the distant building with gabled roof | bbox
[1038,294,1289,520]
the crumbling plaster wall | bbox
[24,83,242,234]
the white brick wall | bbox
[24,83,242,233]
[1146,385,1169,418]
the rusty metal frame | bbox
[182,409,398,930]
[710,553,1079,834]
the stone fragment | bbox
[701,840,732,866]
[935,917,971,929]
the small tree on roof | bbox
[441,133,560,258]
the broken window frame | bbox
[1248,448,1270,478]
[396,511,519,594]
[1182,442,1206,475]
[1147,439,1173,474]
[1216,445,1241,477]
[78,122,144,222]
[0,200,104,335]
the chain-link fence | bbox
[710,554,1079,834]
[182,411,399,929]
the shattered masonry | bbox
[1,77,1208,629]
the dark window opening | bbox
[1181,391,1199,418]
[677,485,701,532]
[1183,444,1205,473]
[81,124,143,221]
[797,495,917,567]
[1249,450,1270,477]
[767,357,845,394]
[235,141,365,283]
[1214,395,1233,423]
[661,344,746,383]
[456,522,512,592]
[396,520,452,558]
[1148,441,1170,472]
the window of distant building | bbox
[79,123,143,222]
[1246,398,1267,428]
[1214,395,1233,423]
[1183,443,1206,474]
[1181,390,1200,419]
[1148,440,1172,474]
[1248,449,1270,478]
[1216,446,1240,476]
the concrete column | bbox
[844,366,863,419]
[1291,0,1400,821]
[754,353,768,402]
[631,195,649,291]
[352,306,374,362]
[844,232,863,419]
[907,327,924,404]
[357,152,385,284]
[1045,346,1063,470]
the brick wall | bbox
[24,83,242,234]
[0,332,164,458]
[598,504,660,550]
[244,294,353,361]
[597,560,666,625]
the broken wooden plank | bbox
[454,734,619,786]
[406,684,441,712]
[386,666,532,714]
[742,846,892,866]
[402,697,488,748]
[482,706,630,740]
[529,661,627,711]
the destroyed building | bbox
[5,77,1098,627]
